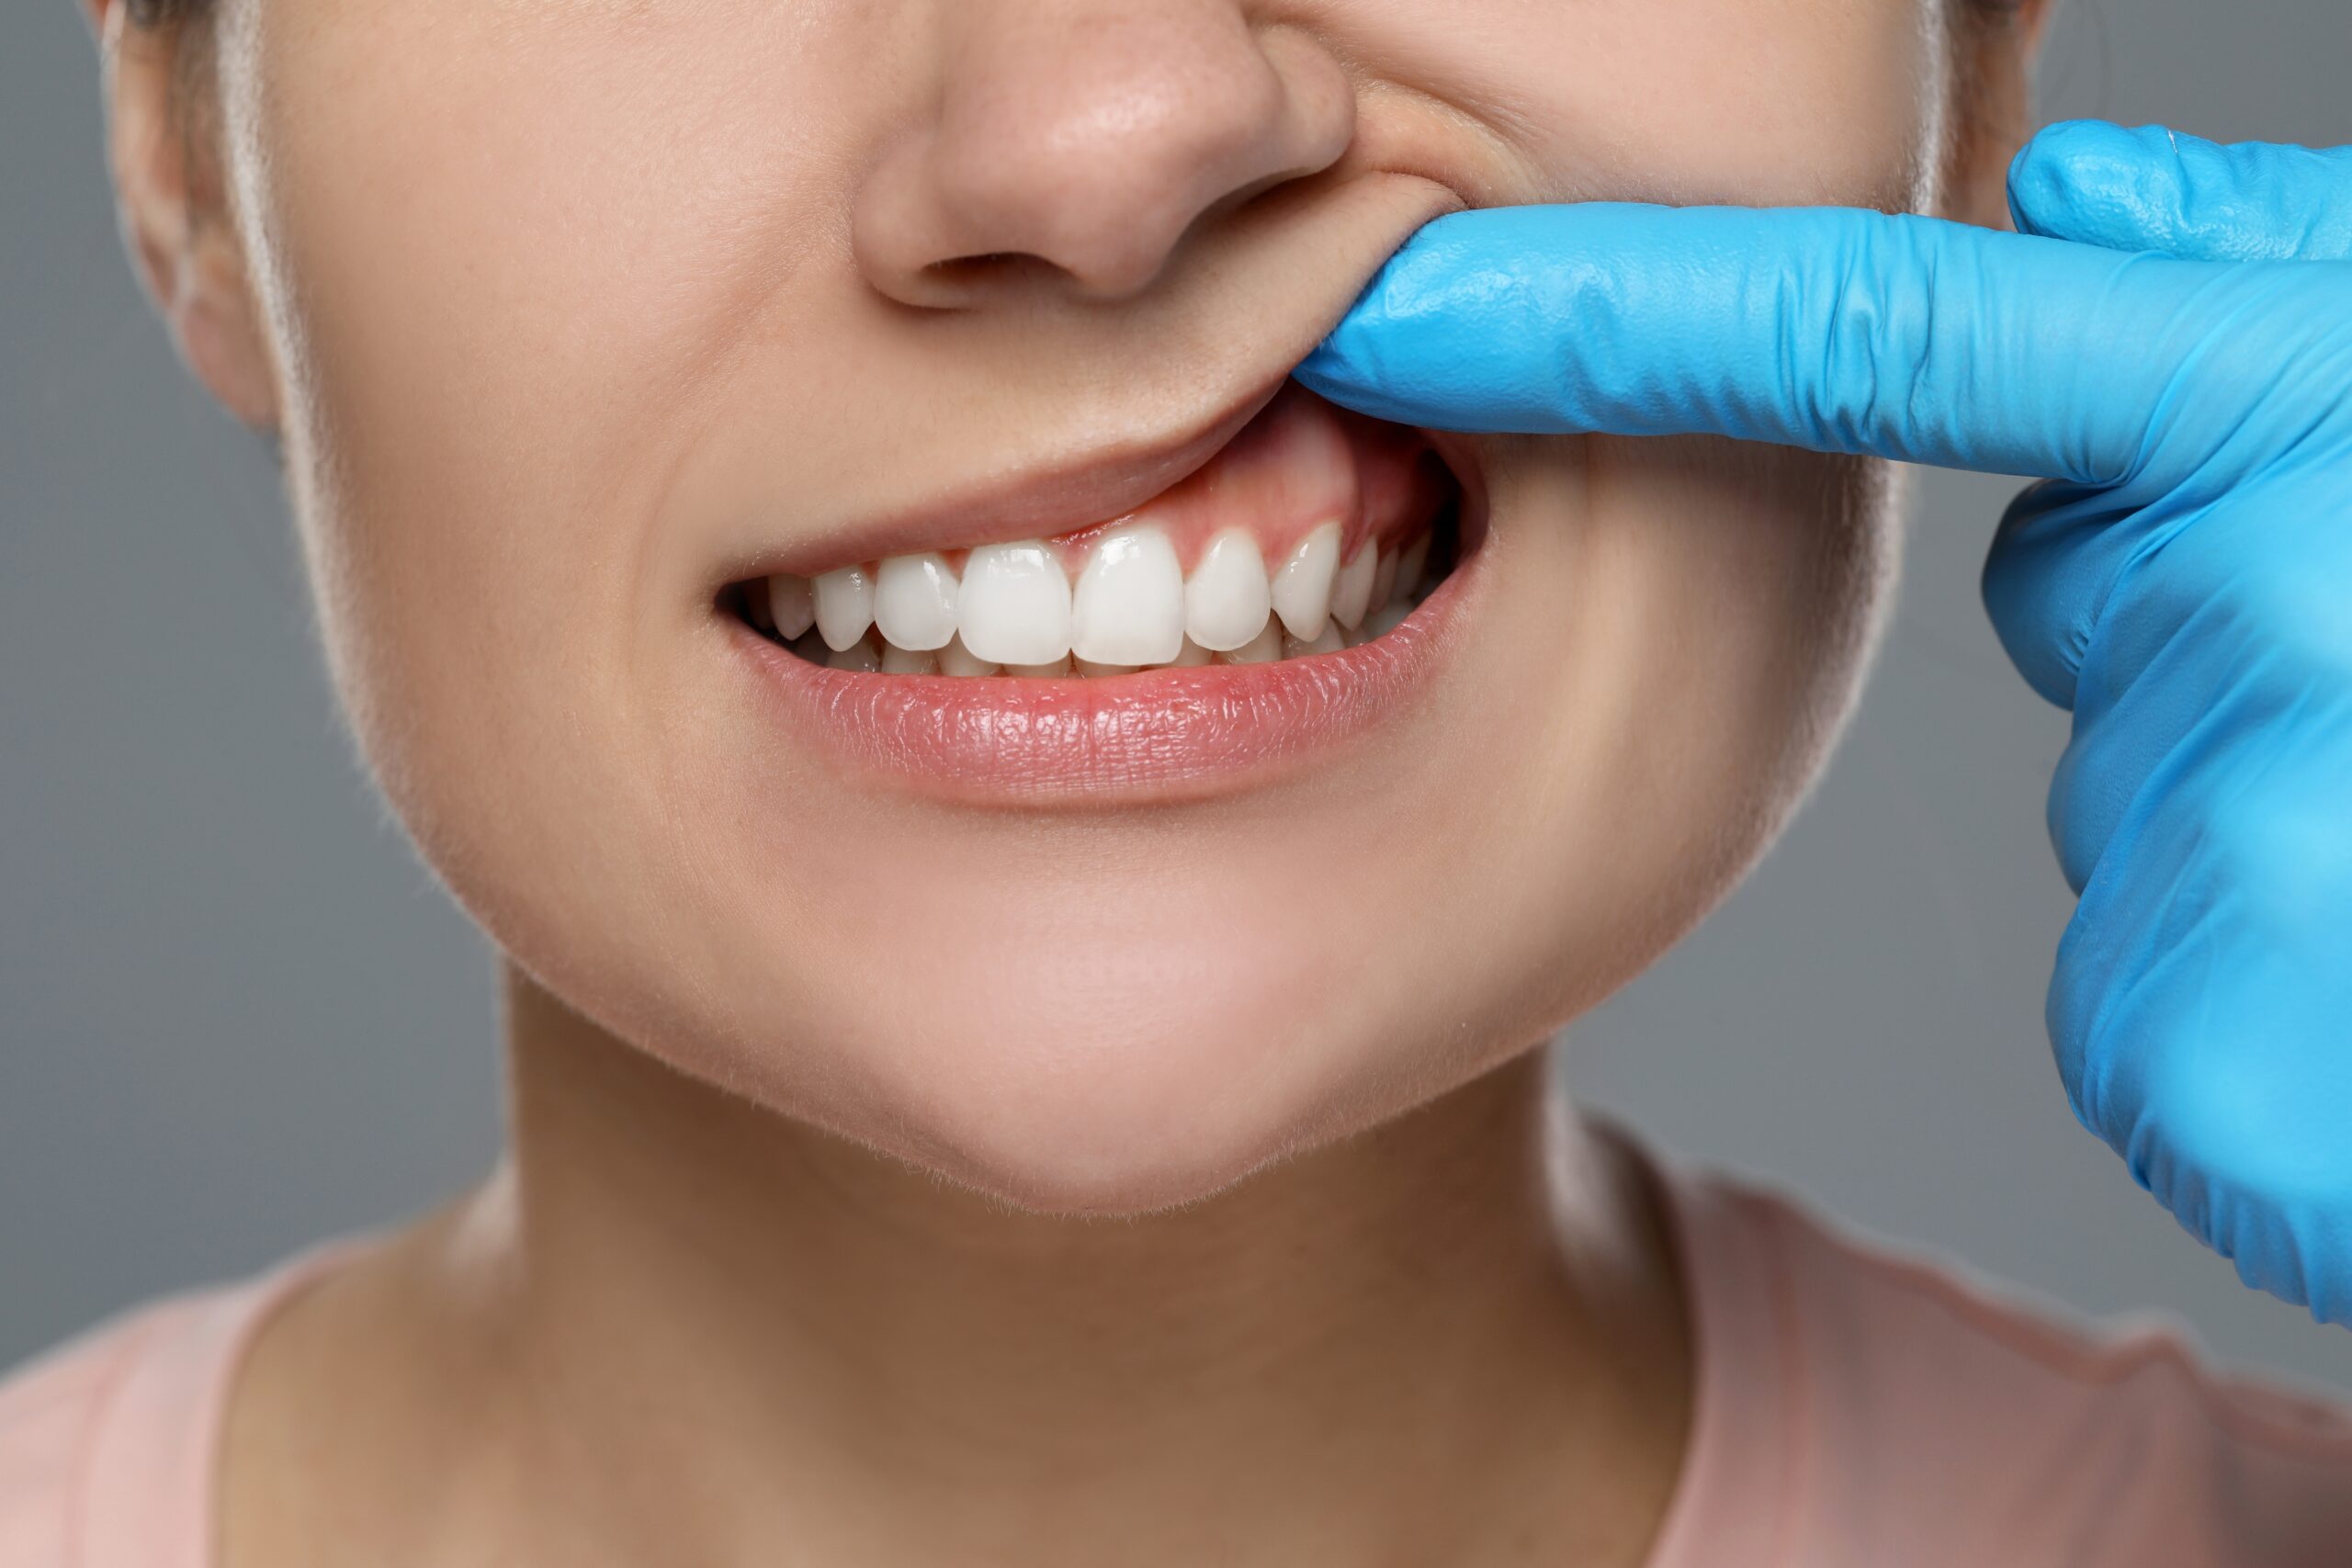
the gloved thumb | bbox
[2007,119,2352,263]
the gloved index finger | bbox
[1292,201,2284,486]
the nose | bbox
[853,3,1356,306]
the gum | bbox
[965,384,1448,580]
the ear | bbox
[85,0,280,431]
[1939,0,2061,231]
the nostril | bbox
[921,252,1048,290]
[921,231,1177,305]
[850,15,1353,310]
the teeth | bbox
[1395,533,1430,602]
[936,635,1000,678]
[770,517,1446,677]
[826,635,883,673]
[814,565,876,652]
[1270,521,1341,642]
[958,541,1073,667]
[874,552,960,652]
[1070,525,1185,666]
[1183,530,1273,652]
[767,574,817,641]
[1283,623,1346,659]
[1360,599,1413,641]
[1369,548,1399,615]
[1218,620,1284,665]
[1329,542,1377,631]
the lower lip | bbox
[734,517,1483,808]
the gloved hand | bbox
[1297,121,2352,1323]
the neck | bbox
[315,967,1690,1567]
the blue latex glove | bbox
[1297,120,2352,1323]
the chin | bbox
[783,914,1417,1215]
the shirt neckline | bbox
[80,1232,380,1568]
[85,1140,1793,1568]
[1615,1134,1800,1568]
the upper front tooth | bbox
[1270,521,1341,642]
[1329,543,1377,630]
[958,540,1072,667]
[814,565,876,651]
[1184,530,1273,652]
[874,552,960,651]
[767,573,817,641]
[1070,524,1184,666]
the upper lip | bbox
[719,175,1468,584]
[764,369,1294,575]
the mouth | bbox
[721,381,1484,801]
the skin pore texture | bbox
[85,1,2043,1563]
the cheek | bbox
[1411,437,1899,1058]
[1568,3,1939,205]
[1331,0,1931,1030]
[244,1,869,935]
[1361,0,1941,207]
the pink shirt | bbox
[8,1153,2352,1566]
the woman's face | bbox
[153,0,2026,1209]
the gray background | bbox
[7,0,2351,1398]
